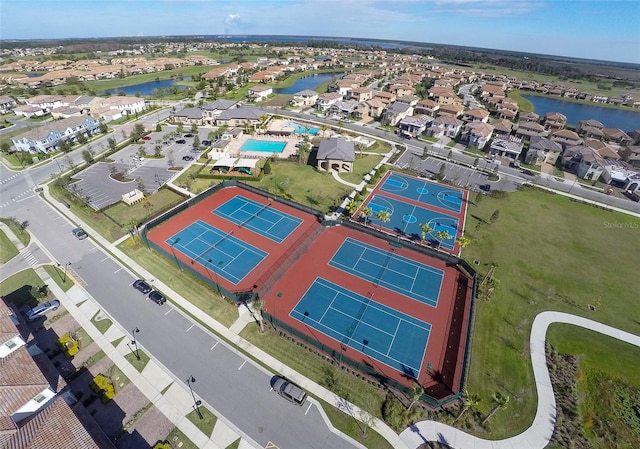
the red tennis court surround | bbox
[146,185,322,295]
[263,225,474,398]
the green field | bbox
[463,188,640,439]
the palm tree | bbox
[454,389,480,423]
[435,230,452,250]
[407,383,423,410]
[360,206,373,225]
[482,392,509,424]
[321,124,329,138]
[251,298,265,332]
[419,223,432,244]
[344,199,360,217]
[456,235,472,251]
[375,210,391,224]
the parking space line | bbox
[238,360,246,370]
[210,341,219,350]
[186,324,195,332]
[113,267,123,274]
[305,403,312,415]
[101,256,110,262]
[164,309,172,316]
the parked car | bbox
[623,190,640,202]
[148,290,166,305]
[142,136,151,141]
[182,155,194,161]
[272,377,307,406]
[72,227,88,240]
[175,139,186,144]
[183,134,194,138]
[132,279,152,294]
[26,299,60,321]
[479,184,491,192]
[201,140,212,146]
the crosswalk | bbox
[20,247,39,266]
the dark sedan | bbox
[132,279,152,294]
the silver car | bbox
[273,377,307,406]
[26,299,60,321]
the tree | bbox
[454,389,481,423]
[456,235,472,250]
[344,199,360,217]
[251,299,265,332]
[130,123,146,142]
[76,133,88,145]
[99,122,108,134]
[407,383,423,410]
[190,123,198,133]
[82,149,94,163]
[153,145,162,157]
[419,223,432,243]
[137,177,146,193]
[262,159,271,175]
[107,137,117,151]
[1,141,12,154]
[482,392,509,424]
[360,207,373,225]
[473,157,479,167]
[155,123,162,132]
[490,209,500,224]
[176,123,184,134]
[435,230,452,250]
[375,209,391,224]
[436,163,446,181]
[193,135,200,148]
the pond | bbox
[102,77,191,96]
[522,95,640,132]
[273,72,346,95]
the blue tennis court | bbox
[366,194,459,252]
[381,173,464,213]
[212,195,302,243]
[329,238,443,307]
[166,220,268,284]
[290,277,431,378]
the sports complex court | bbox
[143,181,474,402]
[358,171,469,255]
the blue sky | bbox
[2,0,639,64]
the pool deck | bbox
[268,118,333,137]
[212,133,299,159]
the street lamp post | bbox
[169,238,182,271]
[57,262,71,283]
[186,375,203,419]
[128,327,140,361]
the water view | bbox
[273,72,345,95]
[522,95,640,132]
[103,77,190,96]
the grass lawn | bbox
[246,161,354,213]
[102,188,186,229]
[186,406,217,437]
[0,269,53,308]
[165,427,199,449]
[82,349,106,369]
[462,188,640,439]
[0,218,31,247]
[340,154,383,184]
[0,230,18,263]
[91,311,113,334]
[124,349,150,372]
[118,239,239,327]
[43,264,74,292]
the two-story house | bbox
[12,116,100,153]
[463,122,495,149]
[290,89,319,107]
[525,136,563,165]
[428,115,464,139]
[562,144,605,180]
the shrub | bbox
[57,333,79,358]
[90,374,115,403]
[153,442,171,449]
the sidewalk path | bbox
[400,311,640,449]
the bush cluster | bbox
[57,333,79,358]
[90,374,115,404]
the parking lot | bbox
[69,129,209,210]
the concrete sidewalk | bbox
[400,311,640,449]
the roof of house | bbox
[489,118,513,133]
[216,107,263,121]
[316,137,355,162]
[386,102,411,114]
[552,129,580,140]
[13,116,96,143]
[202,99,236,111]
[173,107,203,119]
[464,109,490,119]
[545,111,567,121]
[294,89,318,97]
[433,115,463,127]
[578,119,604,129]
[465,122,495,138]
[530,136,562,152]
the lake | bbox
[103,77,190,96]
[522,95,640,132]
[273,72,346,95]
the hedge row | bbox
[90,374,115,404]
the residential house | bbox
[249,71,277,83]
[381,101,412,126]
[622,146,640,168]
[428,87,459,105]
[489,118,513,135]
[12,116,100,153]
[202,99,237,125]
[373,91,396,105]
[356,98,385,119]
[428,115,464,139]
[317,92,343,111]
[247,85,273,102]
[348,87,373,102]
[562,144,605,180]
[413,99,440,117]
[436,102,465,118]
[13,104,47,118]
[497,99,519,121]
[519,111,540,123]
[525,136,563,165]
[388,84,415,97]
[0,300,114,449]
[461,108,490,123]
[290,89,319,107]
[543,112,567,131]
[328,100,360,119]
[480,85,505,101]
[463,122,495,149]
[0,95,17,113]
[397,115,433,137]
[316,137,355,173]
[551,129,582,149]
[602,127,632,145]
[515,121,546,139]
[576,119,605,139]
[489,135,524,160]
[93,96,145,116]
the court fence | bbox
[263,310,460,408]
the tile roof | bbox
[317,137,355,162]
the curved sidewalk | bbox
[400,311,640,449]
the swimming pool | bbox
[285,122,319,135]
[240,139,287,153]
